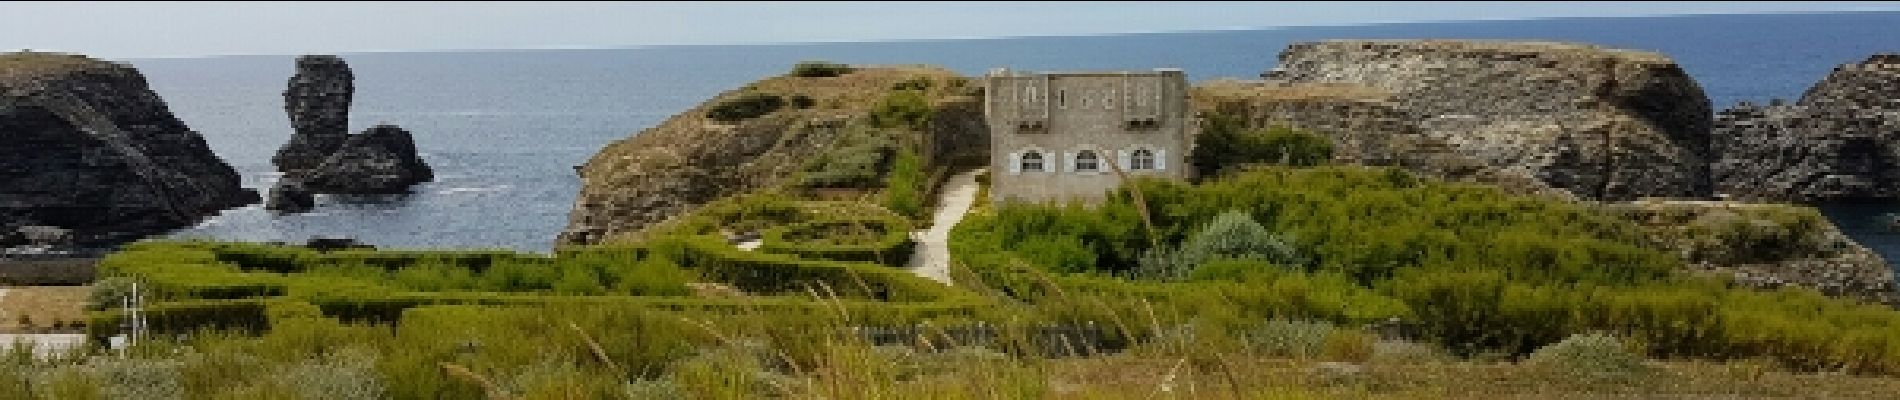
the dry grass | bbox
[0,285,91,332]
[0,51,114,83]
[1301,39,1673,63]
[905,354,1900,399]
[1190,80,1395,110]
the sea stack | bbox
[266,55,432,213]
[0,51,258,246]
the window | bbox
[1104,90,1115,110]
[1075,150,1100,172]
[1131,149,1156,170]
[1023,86,1037,103]
[1021,151,1045,172]
[1058,90,1067,108]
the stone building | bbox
[986,68,1195,204]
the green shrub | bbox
[871,90,932,131]
[799,132,896,189]
[658,236,954,302]
[790,94,816,109]
[1190,114,1334,177]
[789,61,853,77]
[891,77,933,91]
[706,93,785,122]
[881,149,927,219]
[1136,210,1300,281]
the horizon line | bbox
[78,9,1899,61]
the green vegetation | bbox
[1190,114,1336,177]
[880,149,927,219]
[704,93,784,122]
[797,129,896,189]
[870,89,933,131]
[952,166,1900,373]
[788,60,854,78]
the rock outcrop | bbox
[0,52,257,245]
[1253,40,1714,201]
[559,66,985,246]
[297,124,434,194]
[274,55,353,174]
[265,55,431,212]
[1712,54,1900,201]
[1609,201,1898,306]
[1191,80,1573,199]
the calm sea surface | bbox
[135,12,1900,258]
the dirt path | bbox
[905,168,985,285]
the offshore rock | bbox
[265,56,431,212]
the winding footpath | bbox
[905,168,985,285]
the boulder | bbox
[264,178,315,213]
[1255,40,1714,201]
[0,51,258,246]
[299,124,434,194]
[1712,54,1900,201]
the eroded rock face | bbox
[265,56,431,212]
[1257,40,1714,201]
[274,55,354,174]
[0,52,257,245]
[1712,54,1900,201]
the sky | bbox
[4,1,1899,59]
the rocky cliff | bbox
[0,52,257,246]
[1253,40,1714,201]
[266,55,431,213]
[1712,54,1900,201]
[558,66,984,246]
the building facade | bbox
[986,68,1195,204]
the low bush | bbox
[760,215,915,266]
[1190,114,1335,177]
[706,93,785,122]
[789,61,853,77]
[1525,332,1651,382]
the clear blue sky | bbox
[5,1,1898,59]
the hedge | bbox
[655,236,956,302]
[759,216,915,266]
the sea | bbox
[133,12,1900,260]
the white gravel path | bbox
[905,168,985,285]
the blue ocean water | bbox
[133,12,1900,254]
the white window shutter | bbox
[1007,151,1021,175]
[1118,149,1132,172]
[1155,149,1167,171]
[1062,152,1074,173]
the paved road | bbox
[905,168,985,285]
